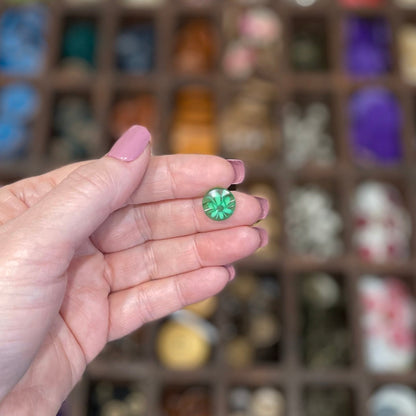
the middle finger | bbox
[92,192,269,253]
[103,226,267,292]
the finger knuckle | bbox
[68,166,114,200]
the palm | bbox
[0,179,113,407]
[29,247,109,405]
[64,244,110,360]
[0,155,266,413]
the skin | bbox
[0,147,268,415]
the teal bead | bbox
[62,21,97,67]
[202,188,236,221]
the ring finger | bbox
[104,226,267,292]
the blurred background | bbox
[1,0,416,415]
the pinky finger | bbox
[107,266,234,341]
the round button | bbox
[185,296,218,319]
[157,321,210,370]
[202,188,236,221]
[371,385,416,416]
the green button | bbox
[202,188,236,221]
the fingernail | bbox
[254,227,269,248]
[255,197,270,220]
[108,125,151,162]
[224,264,236,281]
[227,159,245,184]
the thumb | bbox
[14,125,151,252]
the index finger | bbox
[128,155,244,204]
[0,155,243,224]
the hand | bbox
[0,126,268,415]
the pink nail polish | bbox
[254,227,269,248]
[227,159,245,184]
[255,197,270,220]
[108,125,151,162]
[224,264,236,281]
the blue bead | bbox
[0,5,49,75]
[0,119,29,160]
[0,83,38,122]
[116,24,155,72]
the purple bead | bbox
[349,88,402,164]
[345,17,391,76]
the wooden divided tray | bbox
[1,1,416,415]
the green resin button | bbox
[203,188,236,221]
